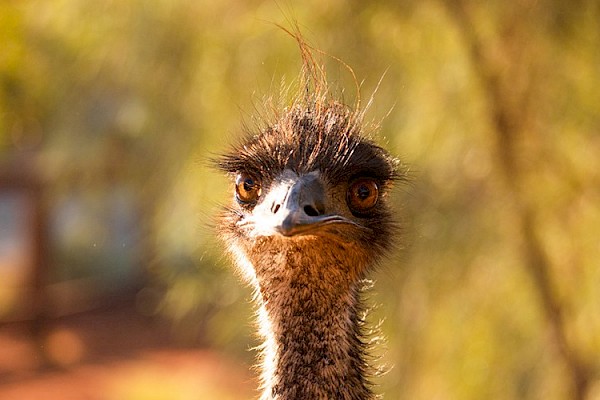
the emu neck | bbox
[252,246,373,400]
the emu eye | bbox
[347,178,379,213]
[235,173,261,204]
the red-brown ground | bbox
[0,305,255,400]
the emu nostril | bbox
[303,205,320,217]
[272,203,281,214]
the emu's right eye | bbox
[235,173,261,204]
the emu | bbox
[215,40,402,400]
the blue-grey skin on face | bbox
[235,169,372,238]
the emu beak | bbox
[255,171,356,237]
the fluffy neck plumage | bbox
[245,239,374,400]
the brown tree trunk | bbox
[443,1,591,398]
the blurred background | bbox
[1,0,599,399]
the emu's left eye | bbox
[235,173,261,204]
[347,178,379,213]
